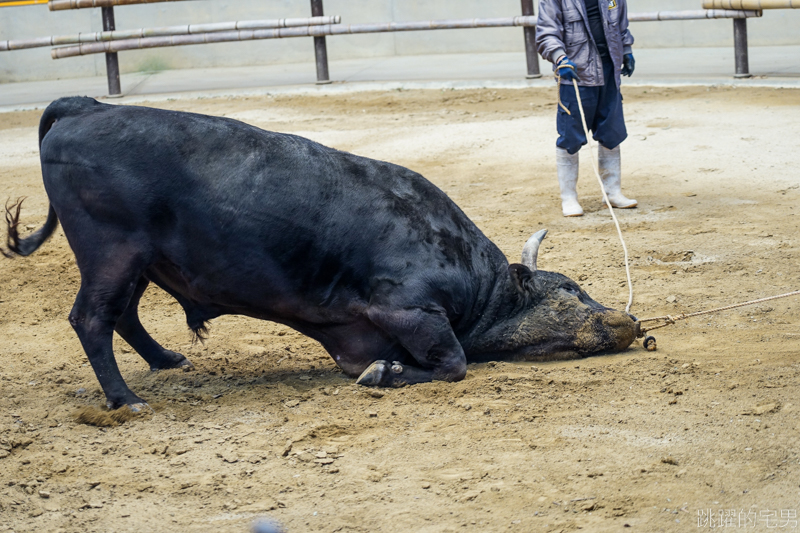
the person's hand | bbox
[621,53,635,77]
[556,56,579,82]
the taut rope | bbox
[636,290,800,336]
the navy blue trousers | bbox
[556,58,627,155]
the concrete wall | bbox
[0,0,798,82]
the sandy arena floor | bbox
[1,86,799,533]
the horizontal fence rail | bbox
[49,0,190,9]
[48,10,763,60]
[50,16,539,58]
[1,16,341,51]
[315,16,538,33]
[702,0,799,8]
[628,9,762,20]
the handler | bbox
[535,0,637,217]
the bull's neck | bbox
[458,263,525,355]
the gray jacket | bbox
[535,0,634,87]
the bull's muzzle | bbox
[580,309,636,353]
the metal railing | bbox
[0,0,772,95]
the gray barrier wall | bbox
[1,0,798,82]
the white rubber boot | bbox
[556,147,583,217]
[598,145,637,208]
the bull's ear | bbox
[508,263,535,294]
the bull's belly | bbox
[147,255,352,317]
[144,262,411,375]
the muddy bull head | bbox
[465,229,637,362]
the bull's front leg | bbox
[357,306,467,387]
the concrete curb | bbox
[1,76,798,114]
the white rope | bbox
[637,290,800,333]
[569,79,634,313]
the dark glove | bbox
[555,56,579,83]
[621,53,635,77]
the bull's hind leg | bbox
[357,306,467,387]
[69,247,152,410]
[115,277,193,371]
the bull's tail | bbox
[2,98,79,258]
[5,199,59,257]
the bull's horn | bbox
[521,229,548,271]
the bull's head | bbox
[471,230,636,361]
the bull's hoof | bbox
[356,360,390,387]
[127,402,154,414]
[105,398,151,412]
[149,351,194,371]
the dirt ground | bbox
[1,86,799,533]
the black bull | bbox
[5,97,635,410]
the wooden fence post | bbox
[310,0,331,84]
[101,6,122,95]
